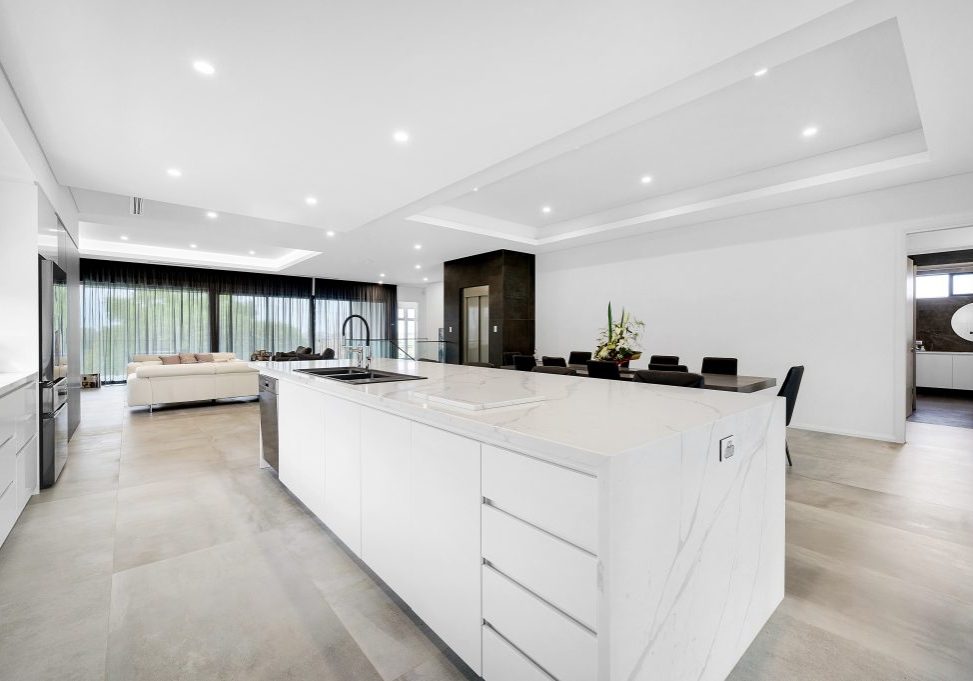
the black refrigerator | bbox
[39,257,69,488]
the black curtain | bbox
[80,259,401,379]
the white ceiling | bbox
[1,0,972,282]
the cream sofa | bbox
[126,353,259,410]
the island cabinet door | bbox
[360,408,413,601]
[410,423,482,675]
[322,395,362,556]
[277,382,326,518]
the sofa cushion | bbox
[136,363,218,379]
[179,352,198,364]
[195,353,215,363]
[212,352,236,362]
[213,362,260,375]
[132,354,162,363]
[160,355,181,365]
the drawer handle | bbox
[483,621,561,681]
[484,562,598,637]
[483,498,597,558]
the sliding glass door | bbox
[217,293,311,359]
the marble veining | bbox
[256,359,779,470]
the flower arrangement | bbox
[594,302,644,363]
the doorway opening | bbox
[907,250,973,429]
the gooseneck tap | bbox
[340,314,372,369]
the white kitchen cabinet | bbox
[15,436,38,513]
[322,395,362,556]
[410,423,482,675]
[360,408,413,599]
[0,378,36,548]
[277,380,326,519]
[952,354,973,390]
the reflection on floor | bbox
[909,389,973,429]
[1,386,972,680]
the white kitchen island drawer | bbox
[482,444,598,552]
[482,625,555,681]
[482,565,597,681]
[0,437,15,494]
[482,503,599,630]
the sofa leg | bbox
[149,404,154,413]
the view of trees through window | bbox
[218,294,311,360]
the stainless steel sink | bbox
[295,367,427,385]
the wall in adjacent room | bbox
[0,180,39,373]
[423,282,444,341]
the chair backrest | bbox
[649,355,679,365]
[513,355,537,371]
[322,348,336,360]
[532,366,577,376]
[586,359,621,380]
[633,370,704,388]
[777,366,805,426]
[502,352,518,366]
[648,363,688,372]
[464,361,496,368]
[568,351,592,365]
[700,357,737,375]
[541,356,567,367]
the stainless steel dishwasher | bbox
[258,375,279,470]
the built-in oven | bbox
[39,378,68,488]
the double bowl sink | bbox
[295,366,427,385]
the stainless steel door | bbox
[40,400,68,488]
[259,375,279,470]
[462,286,490,364]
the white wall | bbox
[0,180,39,372]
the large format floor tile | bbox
[1,386,972,680]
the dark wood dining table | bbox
[500,364,777,393]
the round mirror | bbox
[950,303,973,341]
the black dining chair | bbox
[541,356,567,367]
[586,360,621,380]
[648,363,689,372]
[649,355,679,365]
[633,370,704,388]
[778,366,805,467]
[464,361,496,368]
[568,351,592,365]
[701,357,738,375]
[532,366,577,376]
[513,355,537,371]
[502,352,518,367]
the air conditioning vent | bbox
[130,196,143,215]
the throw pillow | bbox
[195,353,215,363]
[179,353,198,364]
[160,355,181,365]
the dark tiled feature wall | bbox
[443,249,535,366]
[916,294,973,352]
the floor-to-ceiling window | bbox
[397,302,418,359]
[82,283,209,382]
[218,293,311,360]
[313,279,397,359]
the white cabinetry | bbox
[916,352,973,389]
[322,395,361,555]
[410,423,482,674]
[361,409,413,599]
[277,380,326,518]
[0,378,37,548]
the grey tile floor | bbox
[1,386,971,680]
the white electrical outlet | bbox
[719,435,736,461]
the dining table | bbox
[500,364,777,393]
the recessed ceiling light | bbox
[414,244,422,250]
[802,126,819,138]
[193,60,215,76]
[423,277,428,282]
[120,235,129,241]
[640,175,653,184]
[393,130,410,143]
[305,196,318,206]
[205,211,218,219]
[249,250,256,255]
[167,168,182,178]
[414,264,422,270]
[47,228,58,233]
[754,67,769,77]
[541,206,552,214]
[380,273,386,277]
[326,230,335,237]
[472,187,479,192]
[189,243,197,249]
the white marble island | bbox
[255,358,786,681]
